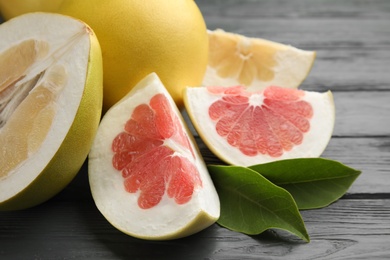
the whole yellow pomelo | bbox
[59,0,208,111]
[0,0,63,20]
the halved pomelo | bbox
[88,73,220,240]
[203,29,316,90]
[0,13,103,210]
[184,85,335,166]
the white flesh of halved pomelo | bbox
[88,73,220,240]
[203,29,316,90]
[184,85,335,166]
[0,13,102,210]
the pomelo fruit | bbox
[0,0,63,20]
[59,0,208,111]
[0,13,103,211]
[89,73,220,240]
[184,85,335,166]
[203,29,316,90]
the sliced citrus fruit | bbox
[203,29,316,90]
[0,13,102,210]
[89,73,220,240]
[184,85,335,166]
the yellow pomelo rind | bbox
[89,73,219,240]
[117,209,218,241]
[0,0,63,20]
[0,14,103,211]
[203,29,316,90]
[59,0,208,111]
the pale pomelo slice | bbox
[184,85,335,166]
[0,13,102,210]
[203,29,316,90]
[89,73,220,240]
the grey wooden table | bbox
[1,0,389,259]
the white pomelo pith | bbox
[0,13,103,210]
[184,86,335,166]
[89,73,220,240]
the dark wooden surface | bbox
[1,0,390,259]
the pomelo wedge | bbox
[184,85,335,166]
[0,13,102,211]
[203,29,316,90]
[89,73,220,240]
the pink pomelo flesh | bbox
[207,86,313,157]
[112,94,202,209]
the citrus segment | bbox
[208,86,314,157]
[89,73,219,240]
[0,13,102,211]
[203,29,316,91]
[111,93,202,209]
[0,65,66,179]
[184,85,335,166]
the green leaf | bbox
[208,165,310,242]
[249,158,361,210]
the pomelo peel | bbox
[59,0,208,111]
[0,0,64,20]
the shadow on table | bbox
[0,161,306,259]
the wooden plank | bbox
[322,137,390,194]
[0,198,389,259]
[197,0,390,20]
[331,91,390,137]
[195,136,390,194]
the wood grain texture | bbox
[1,0,389,259]
[0,193,389,259]
[195,135,390,194]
